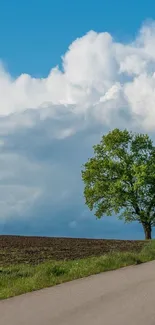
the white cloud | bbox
[1,22,155,132]
[0,185,41,220]
[2,21,155,237]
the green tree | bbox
[81,128,155,240]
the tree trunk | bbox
[143,224,152,240]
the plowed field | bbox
[0,235,146,266]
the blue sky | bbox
[0,1,155,239]
[0,0,155,76]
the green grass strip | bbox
[1,240,155,300]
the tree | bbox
[81,128,155,240]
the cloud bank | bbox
[1,21,155,239]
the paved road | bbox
[1,261,155,325]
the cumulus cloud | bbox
[1,21,155,238]
[1,22,155,129]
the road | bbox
[1,261,155,325]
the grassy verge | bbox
[0,240,155,300]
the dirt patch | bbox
[0,235,145,266]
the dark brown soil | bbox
[0,235,146,266]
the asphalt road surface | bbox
[1,261,155,325]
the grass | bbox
[0,240,155,300]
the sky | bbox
[1,1,155,239]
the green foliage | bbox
[82,128,155,238]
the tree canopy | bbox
[81,128,155,239]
